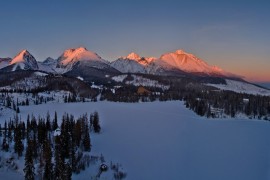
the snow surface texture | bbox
[207,79,270,96]
[1,101,269,180]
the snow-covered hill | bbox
[206,79,270,96]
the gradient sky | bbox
[0,0,269,82]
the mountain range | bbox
[0,47,239,79]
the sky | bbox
[0,0,269,82]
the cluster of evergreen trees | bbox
[2,95,21,113]
[0,92,55,111]
[1,111,101,180]
[183,89,270,119]
[98,82,270,119]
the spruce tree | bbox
[46,112,51,131]
[54,136,65,180]
[2,138,9,151]
[83,122,91,151]
[24,140,35,180]
[14,123,24,157]
[93,112,101,133]
[53,111,58,130]
[43,139,53,180]
[16,106,20,113]
[64,162,72,180]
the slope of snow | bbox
[110,59,146,73]
[34,71,48,76]
[42,57,55,65]
[10,50,38,70]
[207,79,270,96]
[111,75,127,82]
[38,62,57,73]
[1,101,269,180]
[38,57,57,73]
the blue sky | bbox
[0,0,269,81]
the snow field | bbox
[1,101,269,180]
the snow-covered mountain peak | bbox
[43,57,56,64]
[11,50,31,64]
[9,50,38,70]
[62,47,89,57]
[157,50,226,75]
[126,52,141,60]
[76,46,87,51]
[58,47,103,67]
[21,49,28,53]
[175,49,187,55]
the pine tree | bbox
[46,112,51,131]
[21,122,26,140]
[54,136,65,180]
[2,121,9,151]
[32,133,38,160]
[93,112,101,133]
[37,153,44,180]
[24,140,35,180]
[2,138,9,151]
[4,121,7,139]
[43,139,53,180]
[53,111,58,130]
[13,100,16,111]
[14,122,24,157]
[8,120,12,143]
[64,162,72,180]
[16,106,20,113]
[83,121,91,151]
[26,115,30,140]
[26,98,29,106]
[70,143,77,172]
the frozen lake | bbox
[1,101,270,180]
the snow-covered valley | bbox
[1,101,269,180]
